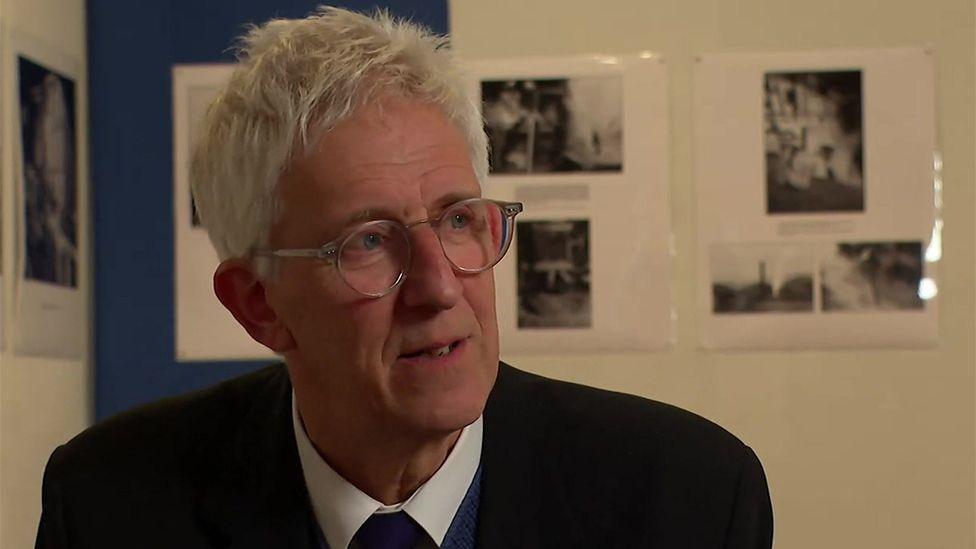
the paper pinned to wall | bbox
[693,47,940,350]
[7,31,85,359]
[172,64,274,361]
[468,54,674,353]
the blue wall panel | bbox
[89,1,448,420]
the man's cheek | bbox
[347,307,394,355]
[468,279,498,326]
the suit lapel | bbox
[190,363,567,548]
[192,365,317,548]
[476,363,545,548]
[478,363,589,548]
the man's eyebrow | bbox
[339,208,390,230]
[347,209,375,223]
[336,206,403,232]
[340,192,482,227]
[432,191,481,213]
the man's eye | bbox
[360,232,384,250]
[450,213,471,229]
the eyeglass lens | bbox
[337,200,511,296]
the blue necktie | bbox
[354,511,422,549]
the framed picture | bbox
[470,53,673,353]
[694,47,938,350]
[172,64,274,361]
[6,31,86,358]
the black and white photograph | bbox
[19,55,78,288]
[764,70,863,214]
[482,76,622,174]
[820,241,924,312]
[711,243,813,313]
[696,48,937,348]
[476,55,672,352]
[516,219,591,328]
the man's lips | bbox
[399,339,464,360]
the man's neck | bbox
[295,391,462,505]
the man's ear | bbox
[213,259,296,353]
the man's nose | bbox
[399,226,461,310]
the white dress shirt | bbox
[292,394,483,549]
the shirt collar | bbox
[292,393,483,549]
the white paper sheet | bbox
[693,47,939,350]
[7,31,85,359]
[468,54,674,353]
[172,64,275,361]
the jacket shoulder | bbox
[46,364,290,491]
[482,363,772,547]
[490,362,749,460]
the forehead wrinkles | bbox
[328,117,470,189]
[343,144,466,183]
[284,98,474,205]
[359,102,455,167]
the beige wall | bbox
[450,1,975,548]
[0,1,969,547]
[0,0,92,548]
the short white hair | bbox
[190,6,488,262]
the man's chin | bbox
[395,387,489,440]
[388,351,497,437]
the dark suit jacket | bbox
[36,363,773,548]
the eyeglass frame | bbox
[255,198,524,298]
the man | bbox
[36,7,772,548]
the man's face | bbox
[266,97,499,438]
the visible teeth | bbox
[428,345,452,358]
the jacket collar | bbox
[192,365,317,548]
[477,362,547,548]
[190,362,553,548]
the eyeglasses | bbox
[258,198,523,298]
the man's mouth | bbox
[400,340,461,360]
